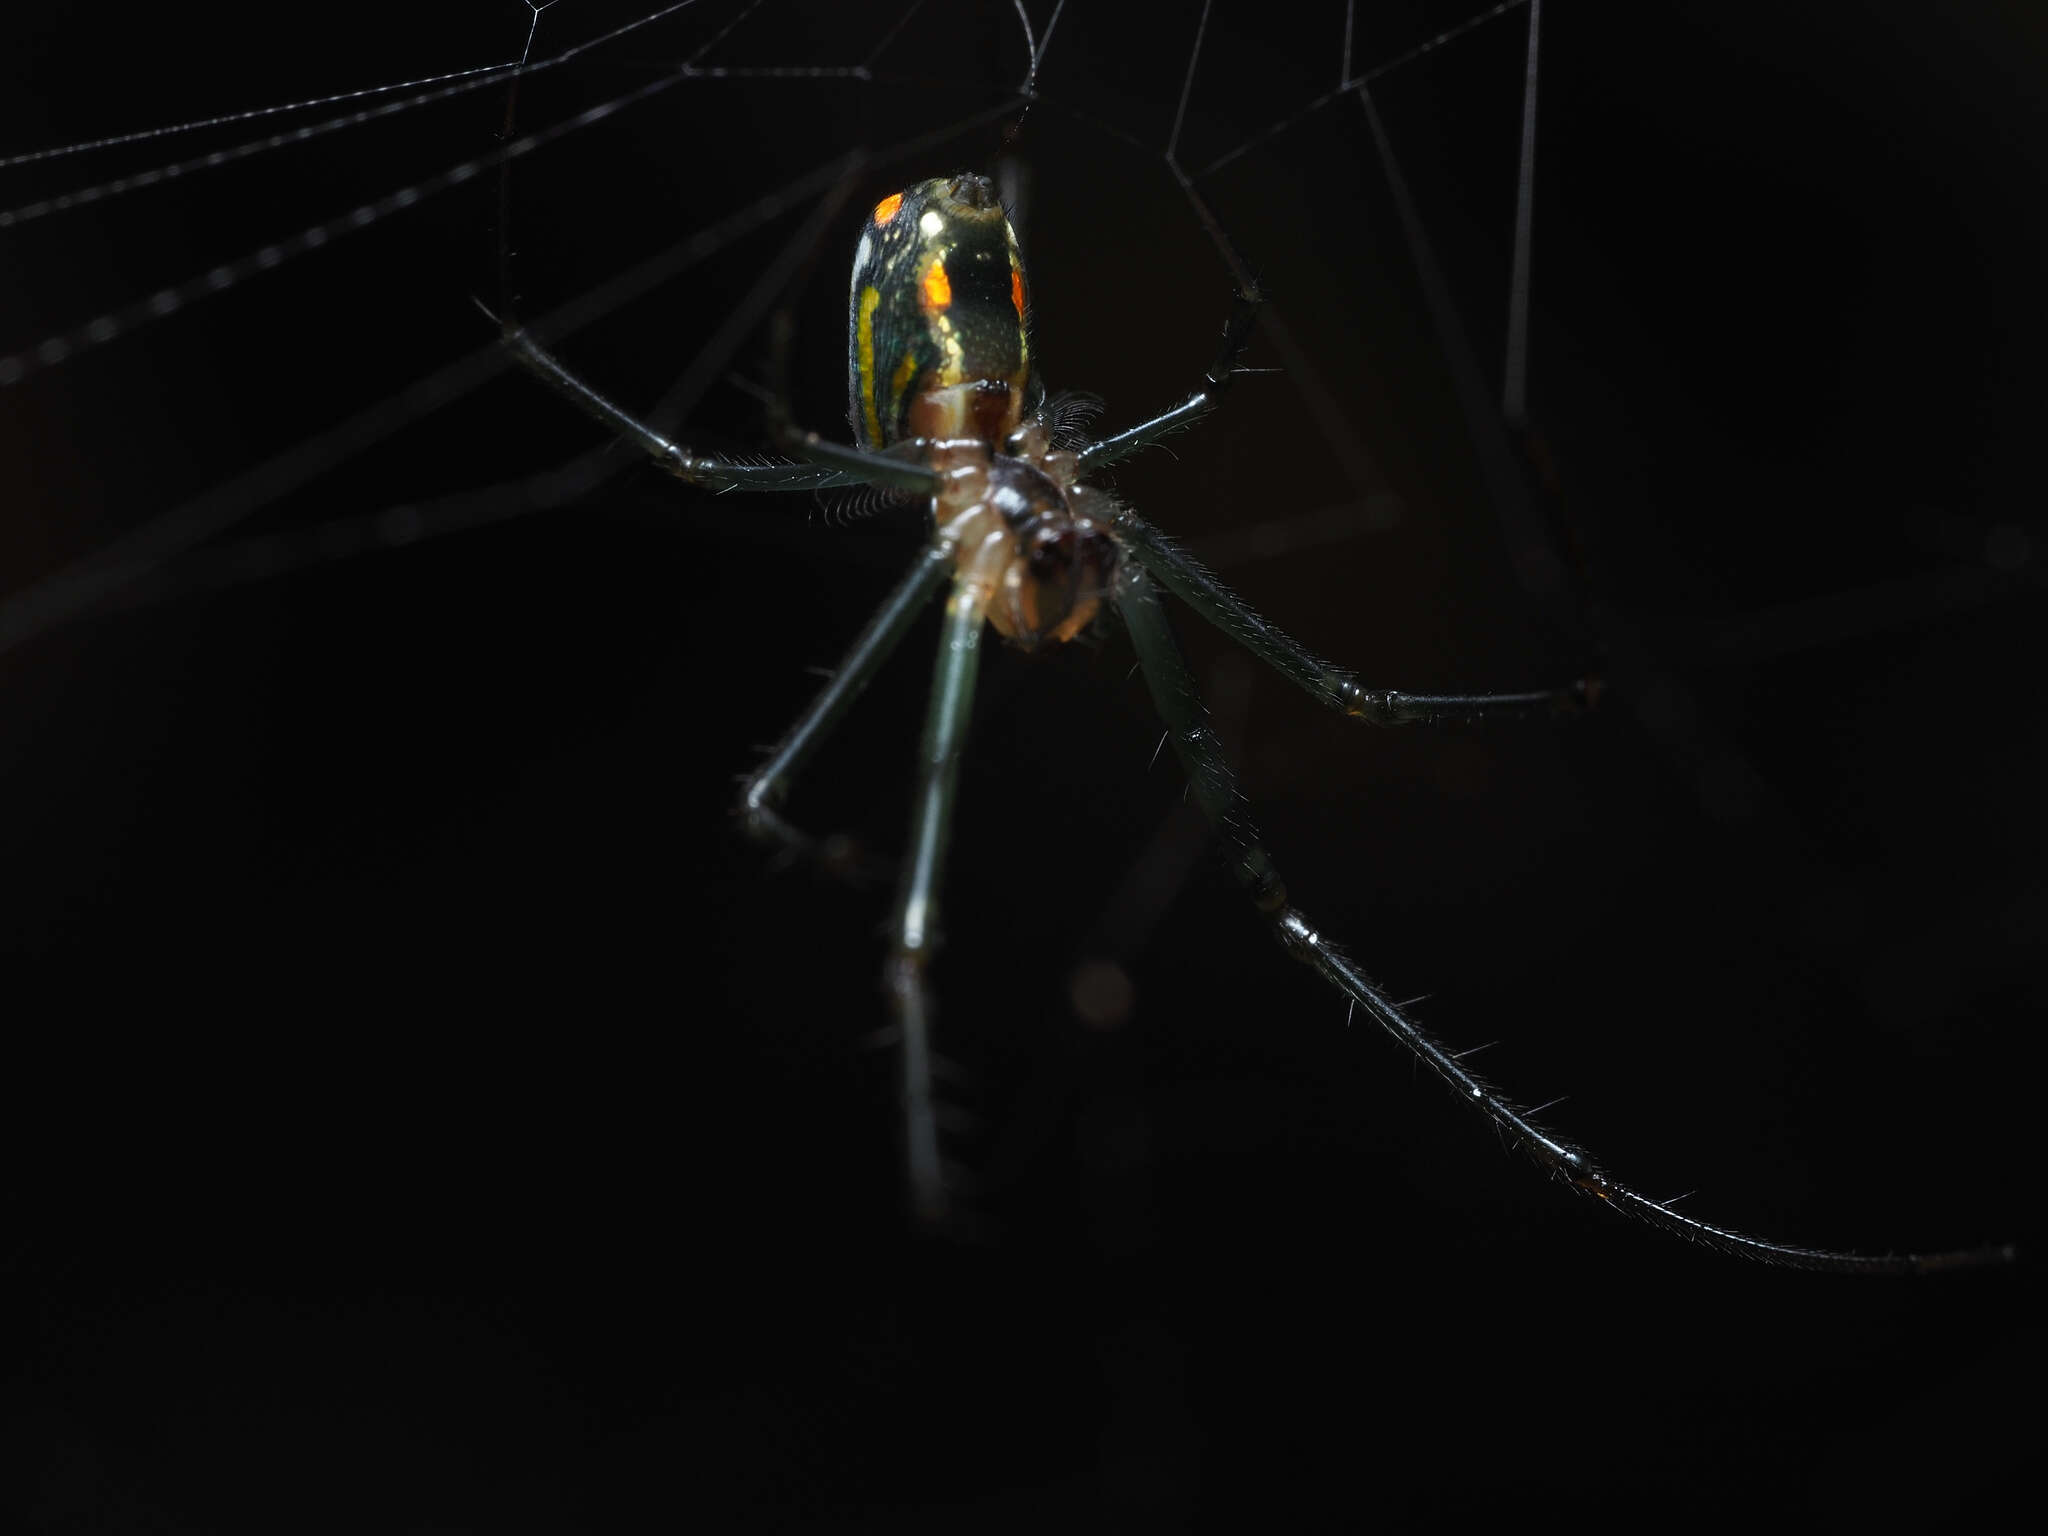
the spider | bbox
[501,169,2006,1275]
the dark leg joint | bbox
[1273,907,1322,964]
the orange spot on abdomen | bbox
[872,191,904,226]
[922,258,952,312]
[1011,265,1025,319]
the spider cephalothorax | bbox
[925,441,1121,649]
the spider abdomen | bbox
[847,174,1036,450]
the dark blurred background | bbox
[0,2,2039,1528]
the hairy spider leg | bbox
[499,321,940,496]
[739,545,953,867]
[1114,568,2009,1275]
[1074,289,1264,476]
[1068,288,1593,723]
[1114,507,1595,726]
[886,558,1002,1227]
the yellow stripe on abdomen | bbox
[855,284,883,447]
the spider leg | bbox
[738,544,952,874]
[886,562,994,1228]
[1075,290,1262,475]
[1115,507,1595,724]
[1115,567,2010,1274]
[499,322,940,497]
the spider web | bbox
[0,2,2036,1527]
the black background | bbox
[1,2,2039,1528]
